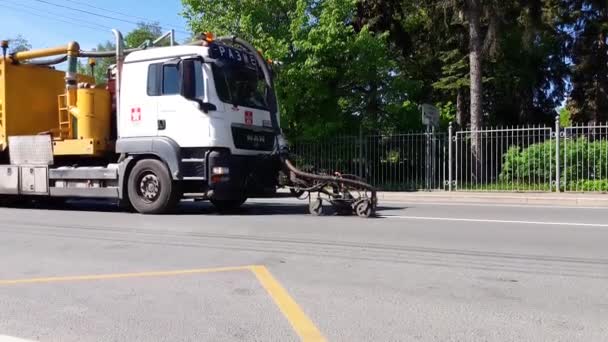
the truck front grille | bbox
[231,126,275,151]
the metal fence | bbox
[291,131,447,191]
[453,126,554,191]
[290,118,608,193]
[562,124,608,192]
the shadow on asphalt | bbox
[0,198,407,217]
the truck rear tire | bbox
[127,159,180,214]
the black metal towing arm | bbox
[214,35,377,218]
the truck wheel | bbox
[127,159,180,214]
[210,197,247,213]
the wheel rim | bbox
[137,172,161,203]
[356,200,371,218]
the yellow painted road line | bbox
[0,265,327,341]
[0,266,252,286]
[250,265,326,342]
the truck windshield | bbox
[212,64,269,110]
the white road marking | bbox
[377,200,608,210]
[382,215,608,228]
[249,197,608,210]
[0,336,36,342]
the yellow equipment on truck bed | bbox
[0,41,110,157]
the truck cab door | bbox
[119,61,160,139]
[155,58,214,147]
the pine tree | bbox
[567,0,608,123]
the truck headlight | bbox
[212,166,230,175]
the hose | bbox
[27,55,68,66]
[283,159,377,196]
[79,48,140,58]
[20,48,140,65]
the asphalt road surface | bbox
[0,198,607,341]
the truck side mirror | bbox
[200,102,217,113]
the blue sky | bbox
[2,0,190,50]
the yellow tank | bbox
[0,60,65,150]
[0,59,97,153]
[53,86,112,156]
[74,88,111,141]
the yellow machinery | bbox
[0,40,111,157]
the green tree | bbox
[81,41,115,83]
[559,106,572,126]
[566,0,608,123]
[473,0,566,126]
[360,0,570,124]
[7,34,31,54]
[125,22,165,48]
[182,0,417,138]
[181,0,576,138]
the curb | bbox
[376,192,608,207]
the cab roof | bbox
[124,45,209,63]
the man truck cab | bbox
[116,38,281,212]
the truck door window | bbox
[147,64,162,96]
[147,60,204,98]
[162,64,180,95]
[194,60,204,98]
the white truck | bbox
[0,30,286,214]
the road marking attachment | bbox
[250,266,327,342]
[0,265,327,342]
[383,215,608,227]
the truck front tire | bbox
[127,159,180,214]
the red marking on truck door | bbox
[131,107,141,122]
[245,111,253,126]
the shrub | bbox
[499,138,608,186]
[499,140,555,183]
[566,179,608,192]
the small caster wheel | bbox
[309,198,324,216]
[355,199,373,218]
